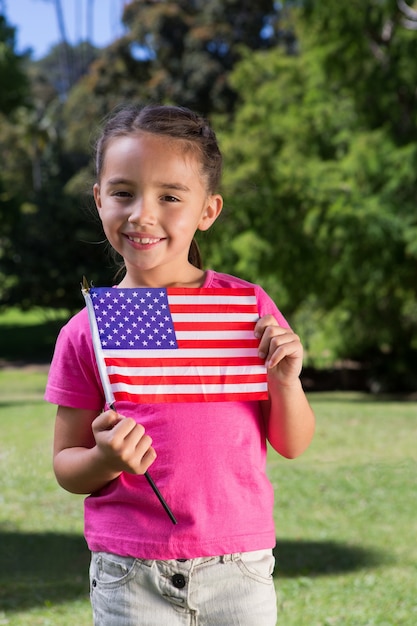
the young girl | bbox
[45,104,315,625]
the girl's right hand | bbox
[92,409,157,475]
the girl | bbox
[45,104,315,625]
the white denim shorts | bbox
[89,549,277,625]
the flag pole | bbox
[81,278,177,525]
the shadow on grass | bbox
[0,530,90,612]
[0,530,389,612]
[0,319,66,365]
[273,538,388,577]
[0,399,48,409]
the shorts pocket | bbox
[90,551,137,588]
[235,549,275,584]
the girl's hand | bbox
[255,315,303,385]
[92,410,157,475]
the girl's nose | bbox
[128,198,157,225]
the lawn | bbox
[0,363,416,624]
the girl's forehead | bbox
[107,131,194,155]
[103,132,204,178]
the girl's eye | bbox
[113,190,132,198]
[161,195,180,203]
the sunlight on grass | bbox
[0,372,416,625]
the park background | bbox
[0,1,416,624]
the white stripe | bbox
[167,295,257,305]
[175,330,255,340]
[107,365,266,376]
[103,348,260,359]
[111,382,268,395]
[171,313,259,322]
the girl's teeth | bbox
[129,237,159,244]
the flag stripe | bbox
[113,390,267,403]
[86,286,268,404]
[169,303,258,314]
[173,321,256,331]
[105,356,264,368]
[112,381,268,394]
[104,348,261,360]
[107,365,266,377]
[112,382,266,396]
[165,288,258,298]
[109,373,267,386]
[176,339,259,349]
[170,313,258,322]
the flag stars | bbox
[91,286,176,350]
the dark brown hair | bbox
[95,104,223,269]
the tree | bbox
[214,0,417,388]
[2,0,289,310]
[0,14,29,113]
[0,36,114,311]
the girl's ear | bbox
[198,194,223,232]
[93,183,102,211]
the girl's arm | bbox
[53,406,157,494]
[256,315,315,459]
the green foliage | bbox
[122,0,279,113]
[0,14,29,113]
[212,1,417,388]
[0,1,417,385]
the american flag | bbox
[84,286,268,404]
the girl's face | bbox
[94,132,222,287]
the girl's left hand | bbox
[255,315,303,385]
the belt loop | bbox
[222,553,239,563]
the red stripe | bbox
[109,373,267,386]
[173,321,255,331]
[169,303,258,314]
[176,339,259,349]
[167,288,257,296]
[105,356,264,368]
[113,390,268,403]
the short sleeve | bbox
[45,311,105,411]
[254,285,290,329]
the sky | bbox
[4,0,126,59]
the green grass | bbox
[0,366,416,625]
[270,393,417,625]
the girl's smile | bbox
[93,132,222,287]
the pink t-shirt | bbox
[45,270,289,559]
